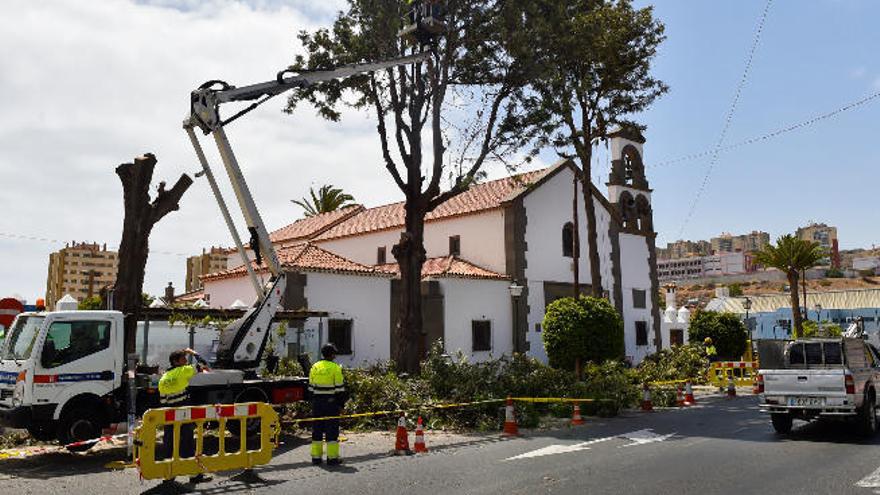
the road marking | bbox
[504,436,615,461]
[619,429,676,447]
[856,464,880,488]
[505,429,675,461]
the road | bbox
[5,395,880,494]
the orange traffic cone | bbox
[726,375,737,399]
[676,384,686,407]
[394,414,411,455]
[641,384,653,412]
[502,397,520,436]
[684,381,696,405]
[570,404,586,426]
[413,416,428,453]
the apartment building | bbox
[45,242,118,310]
[185,246,232,292]
[796,222,840,268]
[710,231,769,254]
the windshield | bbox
[1,316,45,360]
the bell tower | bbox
[607,127,653,236]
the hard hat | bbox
[321,343,338,359]
[703,337,713,345]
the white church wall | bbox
[619,232,656,364]
[439,278,513,362]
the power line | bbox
[676,0,773,239]
[652,90,880,169]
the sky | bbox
[0,0,878,302]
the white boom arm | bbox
[185,52,430,369]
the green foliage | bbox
[142,293,154,307]
[687,311,748,360]
[801,320,843,338]
[825,268,845,278]
[292,184,355,217]
[78,296,103,310]
[728,283,743,297]
[635,344,709,384]
[542,296,624,370]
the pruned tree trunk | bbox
[115,153,192,358]
[788,270,803,338]
[581,180,603,298]
[392,209,428,374]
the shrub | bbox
[635,344,708,384]
[728,283,743,297]
[542,296,624,370]
[688,310,748,360]
[801,320,842,338]
[826,268,845,278]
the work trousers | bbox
[163,422,195,460]
[311,396,341,460]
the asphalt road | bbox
[6,395,880,494]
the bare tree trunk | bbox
[572,173,580,298]
[115,153,192,357]
[788,270,803,338]
[801,268,808,322]
[392,206,427,373]
[581,177,604,298]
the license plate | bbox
[787,396,825,406]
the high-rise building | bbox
[45,241,118,310]
[185,246,232,292]
[657,239,711,260]
[796,223,839,268]
[710,231,769,254]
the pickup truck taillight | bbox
[754,373,764,394]
[845,374,855,395]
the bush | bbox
[801,320,842,338]
[542,296,624,370]
[728,283,743,297]
[826,268,845,278]
[635,344,708,384]
[688,310,748,360]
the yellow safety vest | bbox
[158,364,196,405]
[309,360,344,396]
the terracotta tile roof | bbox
[312,168,551,241]
[175,288,205,302]
[201,242,392,282]
[269,205,365,244]
[376,256,509,281]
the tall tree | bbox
[286,0,533,372]
[753,235,826,338]
[115,153,192,357]
[513,0,667,297]
[292,184,356,217]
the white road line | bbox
[856,464,880,488]
[504,436,615,461]
[505,429,675,461]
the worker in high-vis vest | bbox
[158,348,211,485]
[704,337,718,362]
[309,343,347,466]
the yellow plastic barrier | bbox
[708,361,758,387]
[133,402,279,481]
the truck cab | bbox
[0,310,125,442]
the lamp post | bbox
[815,303,823,335]
[743,296,753,361]
[508,281,524,353]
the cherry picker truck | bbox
[0,30,439,444]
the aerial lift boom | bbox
[184,52,431,370]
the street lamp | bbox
[815,303,823,335]
[508,281,524,352]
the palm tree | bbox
[292,184,355,217]
[753,235,826,338]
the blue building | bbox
[705,288,880,342]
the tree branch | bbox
[369,74,407,193]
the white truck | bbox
[0,310,307,443]
[757,337,880,435]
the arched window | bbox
[562,222,574,257]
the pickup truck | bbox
[757,337,880,435]
[0,310,307,444]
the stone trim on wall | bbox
[504,199,530,353]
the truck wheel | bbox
[58,406,102,446]
[859,392,878,436]
[771,413,793,434]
